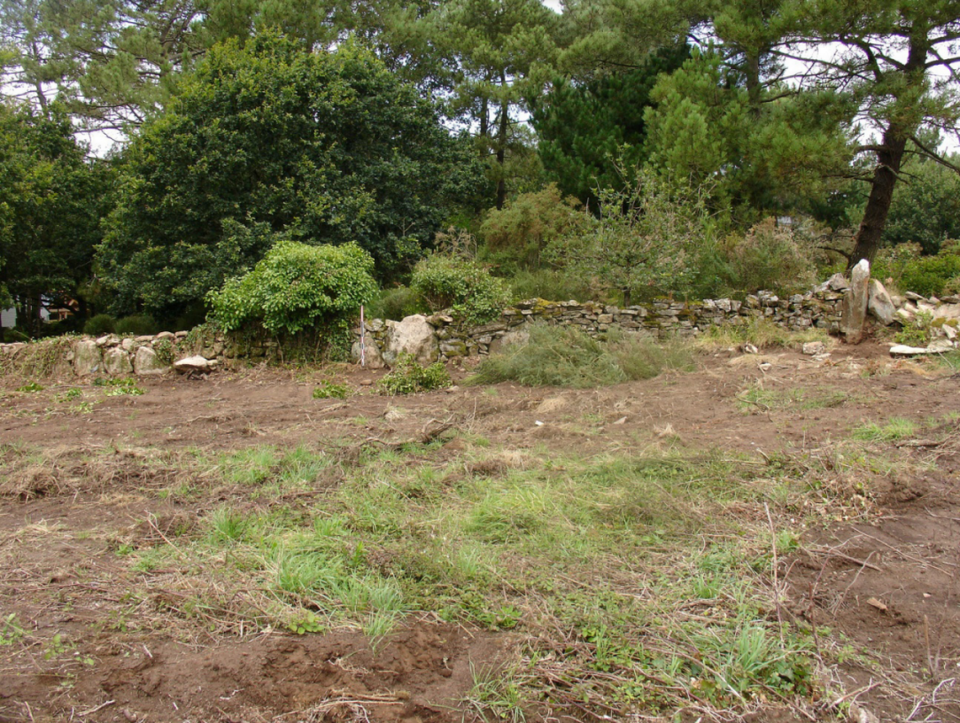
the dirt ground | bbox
[0,341,958,722]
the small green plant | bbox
[378,353,452,395]
[285,610,325,635]
[313,380,350,399]
[100,378,144,396]
[56,388,83,402]
[152,338,175,365]
[0,614,24,645]
[17,382,44,393]
[894,310,935,346]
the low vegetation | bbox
[469,324,695,388]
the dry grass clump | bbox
[697,317,830,351]
[469,324,696,388]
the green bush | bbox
[115,314,160,336]
[371,286,427,321]
[468,324,695,388]
[207,241,378,336]
[874,241,960,297]
[378,353,452,395]
[719,218,818,295]
[507,269,596,304]
[410,254,509,326]
[83,314,116,336]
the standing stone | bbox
[840,259,870,344]
[134,345,170,375]
[103,347,133,375]
[381,315,439,366]
[73,340,102,376]
[867,278,897,325]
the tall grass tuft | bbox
[468,324,695,388]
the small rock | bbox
[905,291,927,302]
[801,341,826,356]
[741,343,759,354]
[359,379,374,387]
[943,324,957,341]
[848,702,881,723]
[941,295,960,304]
[103,347,133,375]
[173,355,218,373]
[613,416,628,425]
[120,337,137,352]
[384,408,405,422]
[824,273,850,292]
[890,344,930,356]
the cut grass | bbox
[468,324,695,388]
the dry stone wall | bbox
[355,289,846,364]
[4,284,958,377]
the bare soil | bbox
[0,342,958,722]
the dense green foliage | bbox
[873,242,960,298]
[533,44,690,204]
[97,34,482,319]
[207,241,378,336]
[0,103,108,335]
[83,314,116,336]
[469,324,695,387]
[410,254,509,325]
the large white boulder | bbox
[381,315,439,366]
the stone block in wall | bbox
[351,339,385,369]
[134,346,170,375]
[73,341,102,376]
[104,347,133,375]
[441,340,468,357]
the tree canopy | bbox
[97,33,483,320]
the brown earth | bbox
[0,341,958,722]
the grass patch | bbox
[378,353,452,395]
[852,417,917,442]
[468,324,695,388]
[737,383,851,413]
[698,317,829,351]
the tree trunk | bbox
[495,99,508,210]
[847,23,929,271]
[848,128,907,270]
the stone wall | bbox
[4,284,957,378]
[355,289,845,365]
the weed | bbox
[467,662,529,723]
[94,377,144,396]
[852,417,917,442]
[378,353,451,394]
[895,310,936,347]
[737,384,849,413]
[17,382,44,393]
[313,380,350,399]
[0,614,24,645]
[56,388,83,402]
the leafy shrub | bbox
[378,353,452,395]
[410,254,509,326]
[313,380,350,399]
[83,314,116,336]
[507,269,596,304]
[469,324,694,388]
[208,241,378,336]
[719,218,818,295]
[874,241,960,297]
[894,310,935,347]
[115,314,160,336]
[372,286,427,321]
[152,338,175,365]
[478,184,585,273]
[544,170,711,305]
